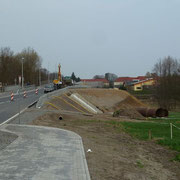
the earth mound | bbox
[71,88,146,113]
[113,108,145,120]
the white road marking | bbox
[0,100,10,105]
[0,107,27,126]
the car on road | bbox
[44,84,54,93]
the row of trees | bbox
[0,47,81,86]
[0,47,48,86]
[153,56,180,110]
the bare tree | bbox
[0,47,18,85]
[0,47,46,86]
[153,56,180,109]
[16,47,41,85]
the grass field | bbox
[108,112,180,161]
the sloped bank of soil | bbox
[31,112,180,180]
[113,108,145,120]
[70,88,146,113]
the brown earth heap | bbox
[70,88,146,119]
[113,108,145,120]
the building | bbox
[131,78,156,91]
[81,79,109,88]
[114,76,147,88]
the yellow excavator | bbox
[53,64,73,89]
[53,64,63,89]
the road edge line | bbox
[28,100,38,108]
[0,100,38,127]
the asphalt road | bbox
[0,88,44,124]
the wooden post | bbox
[170,123,173,139]
[148,130,152,140]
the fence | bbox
[170,123,180,139]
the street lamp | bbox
[21,57,24,88]
[39,67,41,86]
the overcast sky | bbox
[0,0,180,78]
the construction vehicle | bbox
[63,76,73,86]
[53,64,73,89]
[53,64,63,90]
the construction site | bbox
[20,64,178,179]
[1,1,180,179]
[0,62,179,180]
[24,85,178,180]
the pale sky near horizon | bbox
[0,0,180,78]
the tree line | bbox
[0,47,48,86]
[153,56,180,110]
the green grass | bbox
[136,160,144,168]
[173,154,180,162]
[106,112,180,160]
[128,89,154,96]
[119,120,180,153]
[148,111,180,124]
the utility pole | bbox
[21,57,24,89]
[39,68,41,86]
[48,62,50,84]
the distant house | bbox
[114,76,147,88]
[81,79,109,88]
[131,78,156,91]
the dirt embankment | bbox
[36,88,180,179]
[68,88,146,119]
[71,88,146,112]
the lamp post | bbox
[39,67,41,86]
[21,57,24,89]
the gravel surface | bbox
[0,130,18,151]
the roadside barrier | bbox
[170,123,180,139]
[10,92,14,101]
[35,89,38,95]
[23,91,27,98]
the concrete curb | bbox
[28,100,38,108]
[36,85,90,109]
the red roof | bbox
[115,76,147,82]
[115,77,136,82]
[137,76,147,81]
[133,78,155,85]
[81,78,109,83]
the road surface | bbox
[0,88,44,124]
